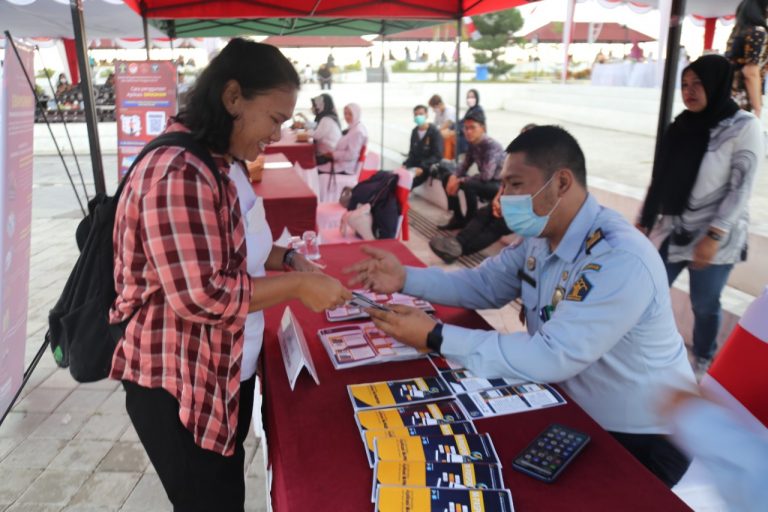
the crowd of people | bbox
[96,1,766,509]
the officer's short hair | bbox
[505,125,587,187]
[413,104,428,114]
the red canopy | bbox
[524,22,655,44]
[123,0,532,20]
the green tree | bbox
[469,9,524,79]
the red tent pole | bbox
[62,37,80,84]
[703,17,716,50]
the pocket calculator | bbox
[512,424,590,483]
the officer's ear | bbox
[554,168,574,197]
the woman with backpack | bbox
[109,39,351,512]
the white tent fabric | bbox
[0,0,164,38]
[591,0,742,19]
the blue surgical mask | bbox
[414,114,426,125]
[500,175,561,238]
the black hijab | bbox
[639,55,740,229]
[312,93,340,128]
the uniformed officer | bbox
[345,125,697,487]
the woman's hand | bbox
[691,235,719,269]
[366,305,437,349]
[343,245,406,293]
[297,274,352,312]
[290,253,323,273]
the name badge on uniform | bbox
[245,197,268,234]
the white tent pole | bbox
[562,0,576,84]
[657,0,672,87]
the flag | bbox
[462,16,481,41]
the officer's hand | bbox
[342,245,406,293]
[297,274,352,312]
[366,305,436,349]
[691,236,718,269]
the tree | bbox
[469,9,524,79]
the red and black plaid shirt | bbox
[110,123,252,455]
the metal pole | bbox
[380,22,385,169]
[69,0,105,195]
[455,17,461,162]
[143,16,151,60]
[653,0,687,164]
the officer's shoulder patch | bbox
[581,263,602,272]
[585,228,604,255]
[566,275,593,302]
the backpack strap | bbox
[116,131,223,200]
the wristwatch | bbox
[282,248,297,269]
[426,323,444,354]
[706,230,724,242]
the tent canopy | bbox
[524,22,655,44]
[260,35,372,48]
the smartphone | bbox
[350,291,391,312]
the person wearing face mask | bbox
[404,104,444,190]
[317,102,368,202]
[638,55,762,379]
[344,125,697,488]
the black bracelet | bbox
[282,248,297,268]
[426,323,444,354]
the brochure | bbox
[374,433,500,465]
[362,422,477,468]
[326,290,435,322]
[375,487,515,512]
[348,376,454,411]
[356,400,469,431]
[456,383,566,420]
[373,462,505,502]
[276,306,319,389]
[318,322,428,370]
[439,369,522,394]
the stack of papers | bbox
[318,323,428,369]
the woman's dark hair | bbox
[177,38,300,154]
[736,0,768,29]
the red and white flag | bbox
[702,286,768,432]
[462,16,481,41]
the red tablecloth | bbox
[252,163,317,240]
[261,240,691,512]
[264,130,316,169]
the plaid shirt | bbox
[110,123,252,455]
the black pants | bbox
[442,174,500,221]
[610,431,691,488]
[455,205,511,255]
[124,376,256,512]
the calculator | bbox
[511,424,590,483]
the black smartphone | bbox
[350,291,391,312]
[512,424,590,483]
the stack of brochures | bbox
[325,290,435,322]
[348,355,568,511]
[318,322,429,370]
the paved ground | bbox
[2,96,760,509]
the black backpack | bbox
[347,171,400,239]
[46,131,220,382]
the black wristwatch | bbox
[426,323,444,354]
[282,248,297,269]
[706,230,724,242]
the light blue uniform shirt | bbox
[404,194,696,434]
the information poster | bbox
[115,60,177,178]
[0,41,35,418]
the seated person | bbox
[346,125,697,488]
[317,103,368,202]
[456,89,484,156]
[438,109,505,230]
[428,94,457,158]
[404,104,444,190]
[429,187,511,263]
[293,94,342,162]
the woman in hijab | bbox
[307,93,342,160]
[457,88,484,155]
[318,102,368,202]
[638,54,762,378]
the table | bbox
[252,154,317,240]
[264,129,317,169]
[261,240,691,511]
